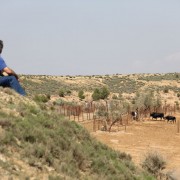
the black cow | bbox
[164,116,176,123]
[150,112,164,120]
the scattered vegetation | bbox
[0,93,154,179]
[0,72,178,178]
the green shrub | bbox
[59,89,65,97]
[54,99,66,106]
[92,88,101,101]
[33,94,49,103]
[92,87,110,101]
[119,152,132,161]
[78,90,85,100]
[66,90,72,95]
[100,87,110,99]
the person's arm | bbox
[2,67,19,80]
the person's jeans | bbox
[0,76,26,96]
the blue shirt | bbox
[0,56,7,71]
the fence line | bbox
[55,102,180,132]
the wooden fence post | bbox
[93,116,96,132]
[177,119,180,133]
[124,117,127,132]
[82,109,84,121]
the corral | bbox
[55,101,180,174]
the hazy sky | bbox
[1,1,180,75]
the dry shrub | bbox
[141,151,166,177]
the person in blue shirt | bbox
[0,40,26,96]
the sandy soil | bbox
[82,113,180,173]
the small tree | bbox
[59,89,65,97]
[92,88,101,101]
[100,87,110,99]
[78,90,85,100]
[154,96,162,108]
[133,89,156,110]
[92,87,110,101]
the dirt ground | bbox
[81,113,180,174]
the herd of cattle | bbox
[131,112,176,123]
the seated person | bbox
[0,40,26,96]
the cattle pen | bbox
[53,100,180,175]
[54,100,180,133]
